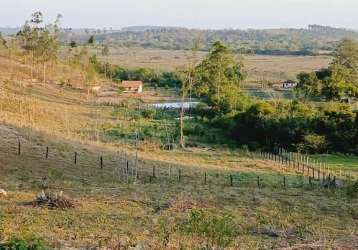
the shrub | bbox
[346,181,358,199]
[179,209,238,248]
[298,134,328,153]
[141,108,156,119]
[0,236,46,250]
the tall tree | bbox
[296,39,358,101]
[324,39,358,100]
[194,41,245,113]
[88,35,95,46]
[35,14,62,84]
[296,72,322,99]
[17,12,62,83]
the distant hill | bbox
[4,24,358,55]
[91,25,358,55]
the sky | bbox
[0,0,357,30]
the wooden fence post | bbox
[126,160,129,176]
[333,176,336,188]
[178,169,182,182]
[204,172,207,185]
[283,176,286,188]
[135,151,138,180]
[45,146,49,159]
[18,140,21,155]
[152,165,156,178]
[74,152,77,164]
[100,156,103,169]
[230,175,233,187]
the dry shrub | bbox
[27,190,75,209]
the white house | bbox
[282,80,297,89]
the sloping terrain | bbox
[0,57,357,249]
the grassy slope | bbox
[0,56,357,249]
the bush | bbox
[141,108,156,119]
[179,209,238,248]
[298,134,328,153]
[231,100,358,154]
[0,236,46,250]
[346,181,358,199]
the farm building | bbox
[121,81,143,93]
[282,80,297,89]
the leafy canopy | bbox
[194,41,246,113]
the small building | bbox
[282,80,297,89]
[121,81,143,93]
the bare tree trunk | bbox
[180,94,185,148]
[180,78,188,149]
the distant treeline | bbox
[3,24,358,55]
[60,24,358,55]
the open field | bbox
[98,47,332,82]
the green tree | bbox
[69,40,77,48]
[88,35,95,46]
[296,72,322,99]
[35,14,62,84]
[297,39,358,101]
[17,12,62,83]
[195,41,245,112]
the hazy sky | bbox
[1,0,357,30]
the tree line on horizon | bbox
[88,25,358,55]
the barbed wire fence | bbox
[1,133,356,193]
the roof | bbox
[283,80,297,84]
[121,81,143,88]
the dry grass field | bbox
[98,47,332,83]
